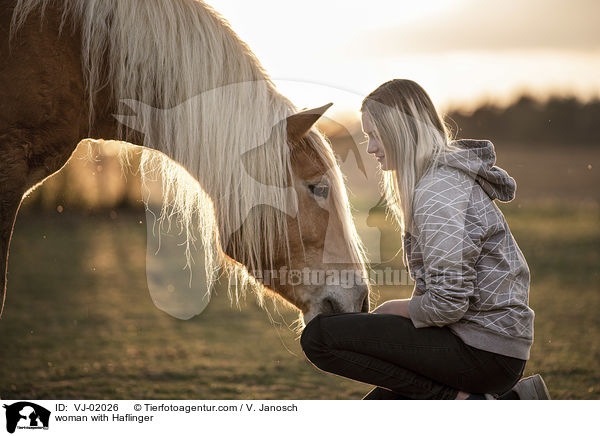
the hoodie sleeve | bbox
[408,169,483,328]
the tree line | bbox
[446,95,600,145]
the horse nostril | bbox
[323,298,338,314]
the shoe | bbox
[513,374,551,400]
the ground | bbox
[0,198,598,399]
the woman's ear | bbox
[286,103,333,140]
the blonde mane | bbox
[12,0,366,309]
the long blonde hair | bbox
[361,79,461,236]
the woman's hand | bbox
[371,299,411,318]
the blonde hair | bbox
[361,79,461,236]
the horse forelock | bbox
[300,131,368,271]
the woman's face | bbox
[361,112,389,171]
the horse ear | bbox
[286,103,333,140]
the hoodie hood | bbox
[438,139,516,202]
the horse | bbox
[0,0,370,326]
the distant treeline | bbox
[446,95,600,145]
[20,94,598,213]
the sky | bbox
[207,0,600,117]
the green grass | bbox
[0,201,598,399]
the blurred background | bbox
[0,0,598,399]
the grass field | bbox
[0,199,598,399]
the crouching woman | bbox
[300,79,549,400]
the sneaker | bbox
[513,374,551,400]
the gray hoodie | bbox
[405,139,534,360]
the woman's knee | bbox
[300,314,326,363]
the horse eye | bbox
[308,184,329,199]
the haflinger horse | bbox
[0,0,370,327]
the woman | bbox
[300,79,550,400]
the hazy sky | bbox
[207,0,600,115]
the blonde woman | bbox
[300,79,550,400]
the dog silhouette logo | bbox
[3,402,50,433]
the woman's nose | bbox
[366,140,378,154]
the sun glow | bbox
[207,0,600,115]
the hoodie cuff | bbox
[408,295,430,328]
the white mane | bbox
[12,0,367,309]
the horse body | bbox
[0,0,369,323]
[0,2,88,314]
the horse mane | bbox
[11,0,367,310]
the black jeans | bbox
[300,312,526,400]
